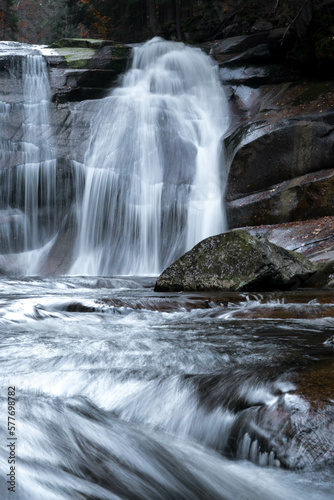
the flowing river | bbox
[0,276,333,499]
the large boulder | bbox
[154,230,316,292]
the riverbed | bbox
[0,276,333,499]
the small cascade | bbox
[0,46,60,272]
[70,37,229,275]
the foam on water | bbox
[0,278,333,499]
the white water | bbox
[70,37,229,275]
[1,41,333,500]
[0,49,58,271]
[0,278,333,499]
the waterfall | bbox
[70,37,229,275]
[0,38,229,276]
[0,48,59,273]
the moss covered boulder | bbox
[154,230,316,292]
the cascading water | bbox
[0,38,228,276]
[0,278,333,499]
[0,46,59,273]
[70,37,229,275]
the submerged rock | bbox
[154,230,316,292]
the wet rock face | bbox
[44,39,132,103]
[225,115,334,228]
[229,374,334,470]
[154,230,316,292]
[226,120,334,201]
[185,356,334,470]
[211,28,299,87]
[209,29,334,229]
[226,168,334,228]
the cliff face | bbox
[208,29,334,262]
[209,30,334,228]
[42,35,334,233]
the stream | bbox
[0,276,333,499]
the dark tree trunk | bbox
[146,0,161,36]
[175,0,182,40]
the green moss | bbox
[50,38,110,49]
[53,47,97,68]
[156,229,316,292]
[111,45,131,58]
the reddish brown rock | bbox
[240,217,334,262]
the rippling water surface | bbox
[0,276,333,499]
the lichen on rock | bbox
[155,230,316,292]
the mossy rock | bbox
[49,40,131,70]
[155,230,316,292]
[52,47,97,69]
[50,38,113,49]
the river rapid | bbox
[0,276,333,499]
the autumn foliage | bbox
[1,0,334,64]
[74,0,113,40]
[1,0,199,44]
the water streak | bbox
[0,50,58,272]
[0,278,333,499]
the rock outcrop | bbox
[154,230,316,292]
[228,359,334,470]
[45,38,132,102]
[212,28,300,87]
[208,30,334,230]
[242,217,334,263]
